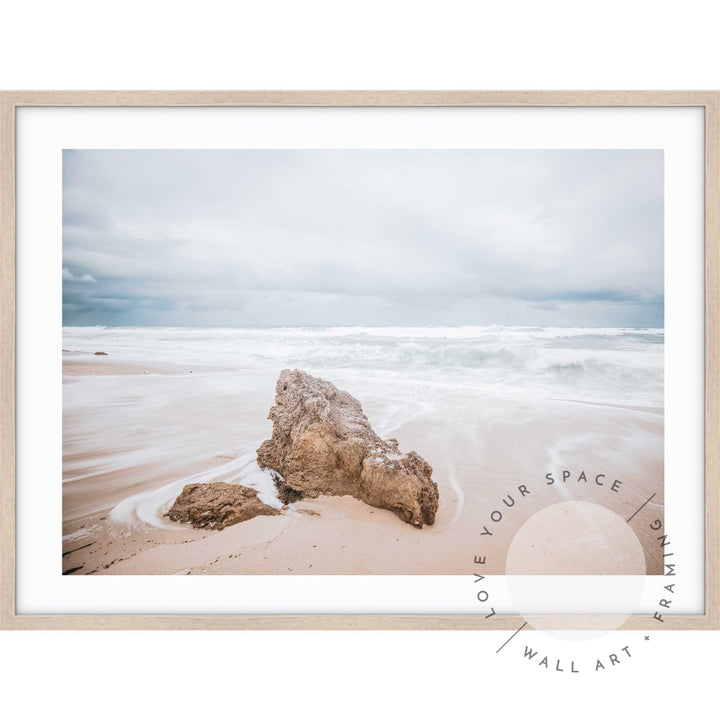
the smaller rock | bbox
[94,351,108,356]
[166,482,280,530]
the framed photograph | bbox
[0,91,717,629]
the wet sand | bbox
[62,353,664,576]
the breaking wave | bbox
[63,325,664,407]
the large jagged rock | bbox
[257,369,439,527]
[166,482,279,530]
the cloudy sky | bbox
[63,149,663,328]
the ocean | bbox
[63,325,664,408]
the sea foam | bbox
[63,325,664,407]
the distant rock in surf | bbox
[166,482,279,530]
[94,351,108,355]
[257,369,438,527]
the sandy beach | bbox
[62,343,664,577]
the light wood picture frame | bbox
[0,91,717,630]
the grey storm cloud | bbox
[62,149,663,327]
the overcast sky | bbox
[62,149,663,328]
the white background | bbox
[2,1,719,719]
